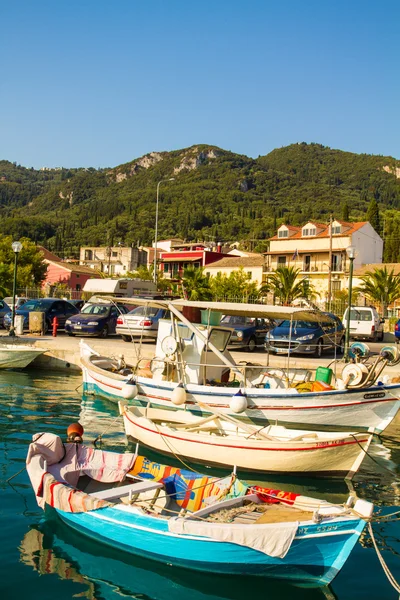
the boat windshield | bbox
[129,306,160,317]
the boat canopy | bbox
[107,297,335,323]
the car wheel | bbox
[338,336,345,354]
[314,339,323,358]
[100,326,108,338]
[67,332,75,337]
[43,320,50,334]
[378,330,384,342]
[121,335,131,342]
[247,336,257,352]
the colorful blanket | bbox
[129,455,248,513]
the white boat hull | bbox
[81,356,400,433]
[0,345,45,369]
[121,405,372,477]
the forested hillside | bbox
[1,143,399,260]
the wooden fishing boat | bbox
[119,401,373,479]
[80,299,400,433]
[26,431,374,587]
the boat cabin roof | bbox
[105,297,334,323]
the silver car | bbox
[116,306,170,341]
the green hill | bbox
[1,143,400,259]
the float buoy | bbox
[171,382,187,405]
[66,422,84,442]
[229,389,248,413]
[121,379,138,400]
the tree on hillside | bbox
[341,202,349,221]
[209,268,259,301]
[260,266,317,305]
[0,236,48,294]
[367,199,381,234]
[354,266,400,316]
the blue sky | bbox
[1,0,399,168]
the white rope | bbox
[368,522,400,594]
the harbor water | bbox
[0,369,399,600]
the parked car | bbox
[3,298,79,332]
[69,299,85,311]
[265,313,345,357]
[0,299,11,328]
[342,306,384,342]
[116,306,170,341]
[394,320,400,343]
[65,303,129,337]
[3,296,29,312]
[220,315,276,352]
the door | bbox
[109,306,119,333]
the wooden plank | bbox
[89,480,163,501]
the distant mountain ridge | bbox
[0,143,399,259]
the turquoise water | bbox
[0,370,399,599]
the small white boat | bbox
[119,402,372,479]
[0,343,45,369]
[80,299,400,434]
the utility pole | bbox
[327,214,333,312]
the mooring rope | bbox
[368,521,400,594]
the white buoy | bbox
[121,380,138,400]
[229,390,248,414]
[171,383,187,405]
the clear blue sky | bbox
[1,0,399,168]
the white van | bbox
[342,306,384,341]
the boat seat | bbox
[89,480,163,501]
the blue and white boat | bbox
[26,432,374,587]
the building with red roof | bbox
[266,220,383,300]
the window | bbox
[278,256,286,266]
[76,274,80,278]
[332,281,341,292]
[303,255,311,271]
[278,229,288,238]
[84,249,93,260]
[164,263,170,273]
[112,251,118,257]
[332,225,341,234]
[302,227,316,237]
[331,254,342,271]
[119,282,128,289]
[207,329,231,352]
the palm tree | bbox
[354,266,400,316]
[181,266,212,301]
[261,266,317,305]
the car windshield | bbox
[220,315,252,325]
[21,300,51,311]
[81,305,109,315]
[349,310,372,321]
[277,320,317,329]
[129,307,159,317]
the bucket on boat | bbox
[315,366,333,385]
[200,310,222,326]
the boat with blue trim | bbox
[26,431,374,587]
[80,299,400,433]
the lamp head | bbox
[12,241,22,254]
[346,245,356,260]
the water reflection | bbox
[20,521,338,600]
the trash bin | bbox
[29,311,45,335]
[15,315,25,336]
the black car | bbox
[3,298,79,332]
[65,303,129,337]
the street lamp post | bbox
[344,245,356,361]
[153,178,175,286]
[10,241,22,336]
